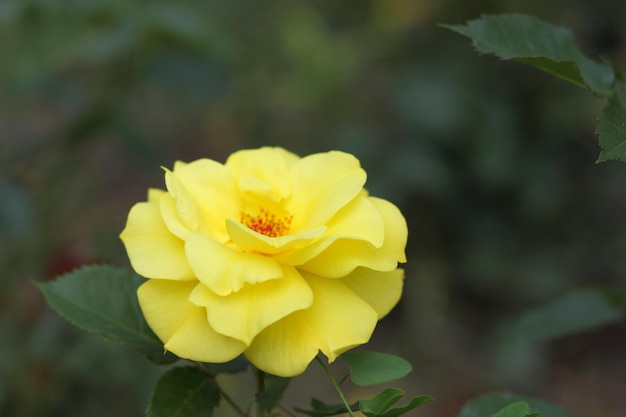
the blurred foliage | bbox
[2,0,626,416]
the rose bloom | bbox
[120,147,407,377]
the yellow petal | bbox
[119,201,194,280]
[226,218,326,255]
[341,268,404,319]
[159,193,192,240]
[226,147,299,201]
[369,197,408,263]
[147,188,165,203]
[169,159,241,242]
[138,279,247,362]
[185,233,283,296]
[164,169,203,232]
[244,275,378,377]
[287,151,366,232]
[189,266,313,345]
[325,195,385,247]
[137,279,197,342]
[298,197,407,277]
[165,308,247,363]
[275,195,384,265]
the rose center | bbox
[241,209,292,237]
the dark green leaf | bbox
[147,367,220,417]
[256,374,291,414]
[442,14,614,96]
[341,351,412,386]
[513,289,623,343]
[36,265,177,364]
[597,89,626,162]
[457,393,581,417]
[359,388,433,417]
[294,398,359,417]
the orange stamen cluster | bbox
[241,209,292,237]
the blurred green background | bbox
[2,0,626,416]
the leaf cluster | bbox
[443,14,626,162]
[37,266,428,417]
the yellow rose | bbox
[120,147,407,377]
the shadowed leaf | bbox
[36,265,177,364]
[443,14,614,96]
[148,367,220,417]
[513,289,623,343]
[359,388,433,417]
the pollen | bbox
[241,209,293,237]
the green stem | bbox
[315,357,356,417]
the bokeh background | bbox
[2,0,626,416]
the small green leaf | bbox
[597,89,626,162]
[341,351,412,386]
[443,14,615,96]
[256,374,291,414]
[147,367,220,417]
[513,289,623,343]
[36,265,177,364]
[359,389,433,417]
[490,402,532,417]
[457,393,581,417]
[294,398,359,417]
[360,388,404,416]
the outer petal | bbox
[340,268,404,319]
[159,193,192,240]
[298,197,407,277]
[287,151,366,232]
[244,275,378,377]
[189,266,313,345]
[275,195,384,265]
[185,233,283,296]
[120,200,194,280]
[169,159,241,242]
[369,197,408,263]
[147,188,165,203]
[164,169,203,232]
[138,279,247,362]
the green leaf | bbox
[489,402,532,417]
[256,374,291,414]
[597,89,626,162]
[147,367,220,417]
[513,289,623,343]
[457,393,581,417]
[341,351,412,386]
[294,398,359,417]
[442,14,615,96]
[36,265,177,364]
[359,388,433,417]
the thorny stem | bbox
[315,357,356,417]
